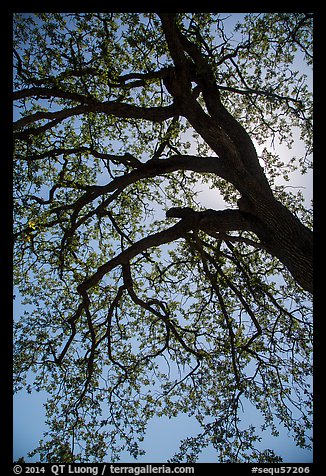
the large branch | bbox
[13,100,179,137]
[48,154,230,267]
[166,207,258,234]
[158,15,250,173]
[77,208,257,294]
[77,219,193,294]
[158,14,189,74]
[158,14,273,199]
[14,146,142,169]
[98,154,229,192]
[51,154,229,218]
[13,68,168,102]
[13,86,99,104]
[77,200,313,296]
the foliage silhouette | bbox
[13,13,313,462]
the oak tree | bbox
[13,12,313,462]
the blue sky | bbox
[13,382,313,463]
[13,280,313,463]
[13,13,313,464]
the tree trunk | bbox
[167,83,313,293]
[178,97,313,293]
[237,195,313,293]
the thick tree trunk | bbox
[179,99,313,293]
[172,91,313,293]
[159,14,313,294]
[237,195,313,293]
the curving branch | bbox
[122,262,204,359]
[13,86,100,104]
[48,153,228,218]
[13,100,179,137]
[77,219,194,294]
[77,208,260,295]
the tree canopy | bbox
[13,12,313,463]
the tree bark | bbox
[237,195,313,293]
[159,14,313,294]
[15,14,313,294]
